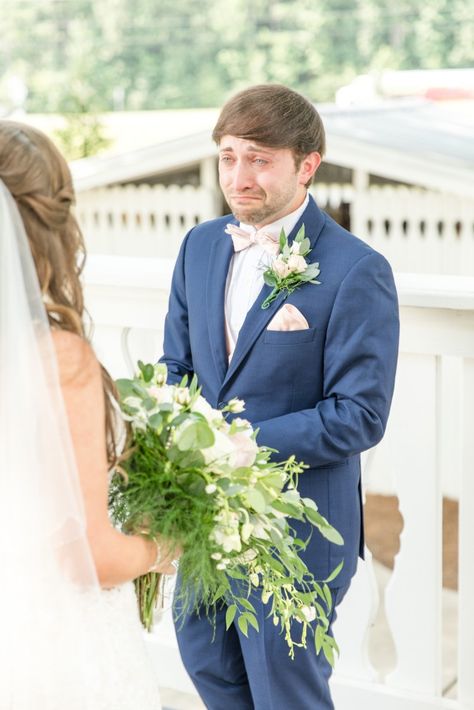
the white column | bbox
[458,357,474,707]
[384,353,443,695]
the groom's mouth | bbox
[230,195,262,201]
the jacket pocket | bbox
[263,327,317,345]
[313,460,349,470]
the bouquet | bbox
[109,362,343,662]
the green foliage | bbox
[54,112,111,160]
[109,362,344,662]
[1,1,473,114]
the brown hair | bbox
[0,120,118,466]
[212,84,326,182]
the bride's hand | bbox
[147,534,182,576]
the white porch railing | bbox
[350,186,474,277]
[84,257,474,710]
[77,183,474,276]
[76,184,218,259]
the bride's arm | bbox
[53,331,177,588]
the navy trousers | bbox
[175,584,349,710]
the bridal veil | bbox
[0,179,130,708]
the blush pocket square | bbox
[267,303,309,331]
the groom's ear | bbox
[297,152,321,186]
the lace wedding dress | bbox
[0,180,162,708]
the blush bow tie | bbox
[225,223,280,256]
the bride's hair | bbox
[0,120,118,466]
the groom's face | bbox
[217,135,320,227]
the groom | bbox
[160,84,399,709]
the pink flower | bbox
[272,257,291,279]
[228,429,258,468]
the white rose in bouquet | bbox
[202,429,239,467]
[192,395,223,424]
[228,427,259,469]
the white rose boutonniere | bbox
[261,224,321,309]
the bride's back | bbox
[0,119,173,587]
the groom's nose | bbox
[231,160,255,192]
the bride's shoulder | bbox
[52,330,101,389]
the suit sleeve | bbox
[159,230,194,385]
[254,251,400,466]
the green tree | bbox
[1,0,473,113]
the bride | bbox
[0,121,179,709]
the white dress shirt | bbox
[224,193,309,357]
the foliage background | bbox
[1,0,473,115]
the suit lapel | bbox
[222,196,326,388]
[206,230,234,384]
[222,285,287,386]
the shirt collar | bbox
[238,192,310,239]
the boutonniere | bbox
[261,224,321,309]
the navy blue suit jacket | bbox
[161,195,399,587]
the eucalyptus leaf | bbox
[299,237,311,254]
[305,506,327,527]
[142,363,155,382]
[263,271,277,287]
[143,397,157,411]
[322,583,333,612]
[148,413,162,430]
[238,597,256,613]
[322,640,335,667]
[115,378,137,400]
[177,421,215,451]
[225,604,237,630]
[246,488,266,513]
[189,375,199,397]
[315,622,325,654]
[324,560,344,584]
[272,500,303,518]
[279,228,286,250]
[302,263,320,279]
[294,224,305,242]
[318,524,344,546]
[175,449,205,469]
[211,585,228,604]
[242,612,259,632]
[138,360,153,382]
[237,616,249,637]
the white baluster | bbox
[458,357,474,707]
[332,449,379,681]
[385,353,443,695]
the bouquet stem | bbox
[134,572,162,632]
